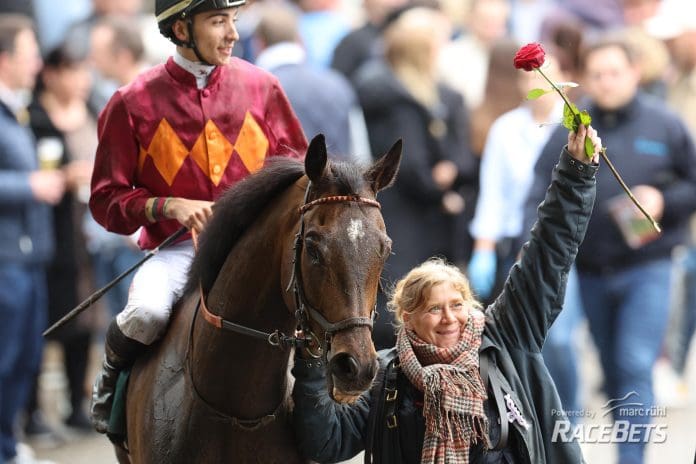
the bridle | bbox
[187,179,381,428]
[286,181,381,361]
[197,180,381,356]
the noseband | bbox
[197,180,381,360]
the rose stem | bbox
[534,67,662,233]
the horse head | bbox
[290,134,402,403]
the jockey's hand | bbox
[164,198,214,234]
[568,124,601,164]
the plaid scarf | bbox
[396,311,489,464]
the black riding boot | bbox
[90,320,146,434]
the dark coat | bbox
[28,97,92,339]
[354,61,477,283]
[331,23,381,83]
[292,149,597,464]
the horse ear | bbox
[305,134,328,183]
[365,139,402,193]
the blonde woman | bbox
[292,126,601,463]
[354,8,478,347]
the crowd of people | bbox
[0,0,695,463]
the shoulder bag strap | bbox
[480,351,509,450]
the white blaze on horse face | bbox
[347,219,365,247]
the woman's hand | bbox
[567,124,601,164]
[164,198,214,234]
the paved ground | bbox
[29,325,696,463]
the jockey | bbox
[88,0,307,433]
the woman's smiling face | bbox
[404,282,469,348]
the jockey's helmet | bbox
[156,0,246,45]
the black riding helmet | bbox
[156,0,246,64]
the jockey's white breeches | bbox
[116,240,194,345]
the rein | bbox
[187,180,381,429]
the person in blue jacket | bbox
[0,14,64,464]
[292,125,601,463]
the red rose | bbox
[513,43,546,71]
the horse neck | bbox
[190,180,303,419]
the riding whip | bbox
[43,226,189,337]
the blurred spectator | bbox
[26,39,99,435]
[624,26,670,98]
[647,0,696,133]
[648,0,696,406]
[468,55,563,301]
[64,0,145,56]
[438,0,510,109]
[330,0,407,82]
[31,0,90,53]
[89,15,147,85]
[464,38,523,304]
[468,38,524,158]
[527,33,696,464]
[254,5,369,161]
[0,1,34,17]
[88,16,149,113]
[354,8,477,347]
[540,14,585,85]
[65,0,170,71]
[0,14,64,464]
[509,0,556,43]
[85,15,145,319]
[560,0,623,29]
[621,0,661,27]
[296,0,352,68]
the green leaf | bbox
[585,136,595,159]
[579,110,592,126]
[526,88,551,100]
[562,103,579,132]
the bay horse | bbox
[117,135,402,463]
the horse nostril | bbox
[329,353,359,382]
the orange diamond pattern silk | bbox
[90,57,307,250]
[143,114,267,187]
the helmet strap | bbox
[185,17,214,66]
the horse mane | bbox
[186,157,369,295]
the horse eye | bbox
[304,236,324,265]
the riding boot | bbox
[90,320,146,434]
